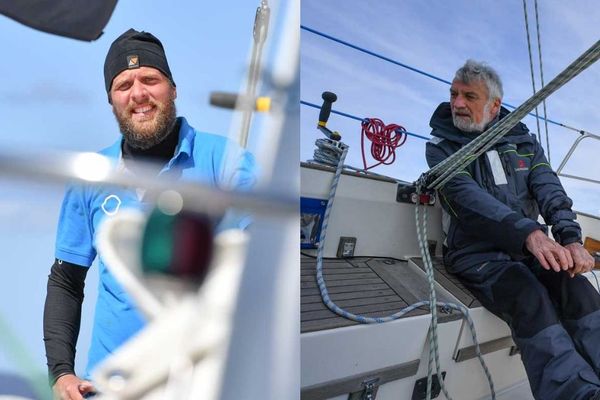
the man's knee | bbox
[490,265,558,338]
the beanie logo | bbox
[127,55,139,69]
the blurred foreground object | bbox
[94,210,249,399]
[0,0,117,41]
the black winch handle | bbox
[317,91,341,141]
[318,91,337,126]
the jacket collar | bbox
[429,102,533,145]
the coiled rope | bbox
[312,138,346,166]
[360,118,407,170]
[312,142,496,399]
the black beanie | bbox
[103,28,176,94]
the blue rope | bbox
[313,141,496,399]
[315,145,430,323]
[301,100,431,141]
[302,25,576,131]
[415,203,496,399]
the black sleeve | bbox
[43,259,88,384]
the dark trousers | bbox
[456,260,600,400]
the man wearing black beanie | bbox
[104,28,178,153]
[43,28,256,399]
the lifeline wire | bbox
[301,100,430,140]
[312,139,496,399]
[301,100,599,144]
[301,25,595,136]
[301,97,598,139]
[427,40,600,190]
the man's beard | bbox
[452,101,493,133]
[113,93,177,150]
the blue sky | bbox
[0,0,290,394]
[301,0,600,215]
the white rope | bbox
[534,0,551,165]
[310,135,496,399]
[312,138,346,166]
[416,202,496,400]
[522,0,542,142]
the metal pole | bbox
[556,132,600,185]
[239,0,270,148]
[555,134,589,174]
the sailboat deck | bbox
[301,255,461,333]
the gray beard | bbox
[114,98,177,150]
[452,102,492,133]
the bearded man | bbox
[426,60,600,400]
[43,29,256,399]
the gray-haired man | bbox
[426,59,600,400]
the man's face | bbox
[110,66,177,149]
[450,79,500,133]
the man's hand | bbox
[525,230,573,272]
[53,374,95,400]
[565,242,595,277]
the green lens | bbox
[141,207,214,282]
[141,208,176,274]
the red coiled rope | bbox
[360,118,407,170]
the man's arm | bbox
[43,259,95,399]
[527,138,581,245]
[426,141,541,257]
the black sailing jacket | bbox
[425,102,581,273]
